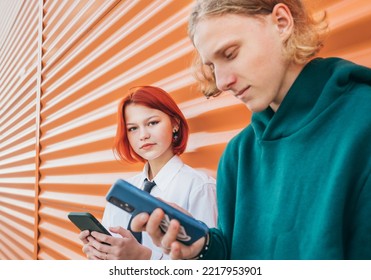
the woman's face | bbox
[125,103,175,165]
[193,12,297,112]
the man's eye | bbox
[226,51,235,59]
[225,48,237,60]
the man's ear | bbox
[271,3,294,39]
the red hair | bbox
[113,86,189,163]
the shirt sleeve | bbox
[187,181,218,228]
[102,202,111,229]
[150,250,167,260]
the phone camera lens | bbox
[109,197,118,205]
[123,202,134,213]
[109,197,135,213]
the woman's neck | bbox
[147,151,175,180]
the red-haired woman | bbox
[79,86,217,260]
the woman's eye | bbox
[127,127,137,132]
[148,121,159,126]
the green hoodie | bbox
[206,58,371,259]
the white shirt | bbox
[102,155,217,259]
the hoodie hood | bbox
[251,57,371,141]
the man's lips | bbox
[235,86,251,98]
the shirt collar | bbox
[140,155,183,191]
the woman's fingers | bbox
[78,230,90,244]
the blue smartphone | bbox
[106,179,209,245]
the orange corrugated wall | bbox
[0,0,370,260]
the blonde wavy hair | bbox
[188,0,328,98]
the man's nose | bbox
[215,67,236,92]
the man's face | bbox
[193,13,292,112]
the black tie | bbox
[143,179,156,193]
[128,179,156,243]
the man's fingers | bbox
[169,241,183,260]
[145,209,167,247]
[160,219,180,250]
[130,212,150,232]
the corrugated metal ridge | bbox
[39,172,136,185]
[0,0,22,50]
[0,2,31,73]
[155,69,195,93]
[0,71,37,124]
[41,2,189,105]
[42,1,85,47]
[41,125,115,155]
[42,0,120,73]
[0,138,35,162]
[328,0,371,29]
[180,94,241,119]
[0,96,36,143]
[0,4,38,90]
[42,37,192,127]
[321,0,371,66]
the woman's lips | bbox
[140,143,155,150]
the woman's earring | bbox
[172,129,179,143]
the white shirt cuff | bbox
[150,250,163,260]
[150,250,170,260]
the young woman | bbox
[79,86,217,260]
[132,0,371,260]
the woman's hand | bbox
[131,208,206,259]
[80,227,151,260]
[78,230,90,244]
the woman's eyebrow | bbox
[126,115,160,126]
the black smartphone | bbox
[106,179,209,245]
[68,212,112,236]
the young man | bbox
[132,0,371,260]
